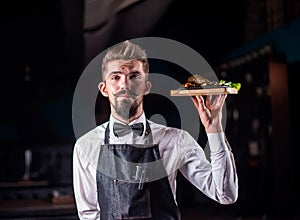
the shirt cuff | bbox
[207,132,227,153]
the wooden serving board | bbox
[170,87,238,96]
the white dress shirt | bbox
[73,112,238,219]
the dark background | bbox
[1,0,300,219]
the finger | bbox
[191,96,199,108]
[193,95,205,111]
[206,95,211,109]
[219,94,227,106]
[214,94,223,108]
[214,94,227,109]
[209,95,218,109]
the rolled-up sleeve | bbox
[178,131,238,204]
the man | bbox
[73,40,238,219]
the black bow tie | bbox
[113,122,144,137]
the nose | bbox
[119,75,129,90]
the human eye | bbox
[129,72,141,80]
[110,74,120,81]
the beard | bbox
[112,90,142,120]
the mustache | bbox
[114,90,138,98]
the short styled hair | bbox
[101,40,149,80]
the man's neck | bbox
[112,111,143,124]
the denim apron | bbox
[96,121,181,220]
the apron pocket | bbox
[113,179,152,219]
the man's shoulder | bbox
[148,120,187,135]
[75,122,107,145]
[73,122,107,166]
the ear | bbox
[98,82,108,97]
[144,81,152,95]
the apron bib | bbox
[96,121,181,220]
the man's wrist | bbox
[206,125,223,133]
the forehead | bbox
[106,59,144,72]
[103,59,145,80]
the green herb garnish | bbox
[219,80,241,91]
